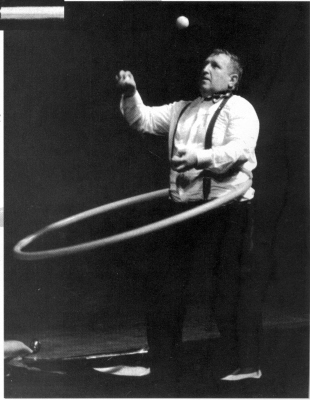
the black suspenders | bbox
[204,94,233,149]
[171,94,233,200]
[171,94,233,156]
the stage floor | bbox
[4,301,309,361]
[5,291,309,398]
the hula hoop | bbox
[26,347,148,362]
[14,180,252,261]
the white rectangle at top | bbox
[1,7,65,20]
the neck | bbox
[202,90,233,102]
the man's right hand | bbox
[116,70,137,98]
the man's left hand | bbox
[171,148,197,172]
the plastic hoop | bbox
[14,180,252,261]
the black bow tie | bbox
[204,91,232,103]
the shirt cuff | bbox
[195,149,213,169]
[121,91,143,108]
[120,91,143,126]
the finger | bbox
[121,71,130,80]
[118,70,127,81]
[171,159,185,170]
[173,166,186,173]
[171,156,181,166]
[177,149,186,157]
[116,71,124,83]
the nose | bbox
[202,63,211,75]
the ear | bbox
[228,74,238,89]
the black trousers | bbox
[144,200,266,380]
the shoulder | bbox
[225,95,259,119]
[227,94,257,112]
[172,97,198,108]
[169,98,198,116]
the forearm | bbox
[196,104,259,173]
[120,92,144,127]
[195,141,253,173]
[120,91,171,135]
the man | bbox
[116,49,262,385]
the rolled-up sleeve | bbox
[196,98,259,173]
[120,91,172,136]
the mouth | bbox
[201,76,210,82]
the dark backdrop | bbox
[4,2,309,334]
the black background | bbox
[3,2,309,334]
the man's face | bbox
[199,53,236,97]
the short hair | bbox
[210,48,243,91]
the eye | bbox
[212,62,220,69]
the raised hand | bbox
[116,70,137,98]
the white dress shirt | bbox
[121,91,259,203]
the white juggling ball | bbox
[176,16,189,29]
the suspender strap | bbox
[204,93,233,149]
[203,93,233,200]
[171,95,232,157]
